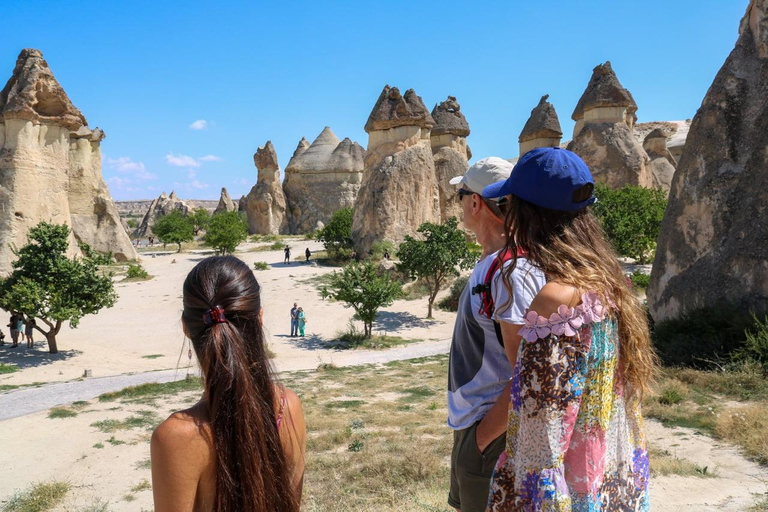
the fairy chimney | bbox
[243,140,288,234]
[352,85,440,255]
[518,94,563,156]
[213,187,238,214]
[430,96,470,223]
[643,129,676,193]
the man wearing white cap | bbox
[446,157,546,511]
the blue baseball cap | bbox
[482,147,597,212]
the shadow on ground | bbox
[375,311,434,331]
[0,345,81,370]
[276,333,333,351]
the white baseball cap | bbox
[449,157,514,194]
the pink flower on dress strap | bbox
[550,305,584,337]
[519,310,550,342]
[579,291,606,324]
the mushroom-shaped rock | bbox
[571,61,638,131]
[431,96,469,137]
[430,96,471,223]
[518,94,563,156]
[642,129,676,194]
[243,140,287,235]
[364,85,434,133]
[253,140,279,175]
[649,0,768,322]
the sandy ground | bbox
[1,243,767,510]
[0,239,455,387]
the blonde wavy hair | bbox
[499,193,657,399]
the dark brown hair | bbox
[182,256,298,512]
[498,194,657,398]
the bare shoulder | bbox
[151,404,211,459]
[529,282,582,317]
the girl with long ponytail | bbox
[151,256,305,512]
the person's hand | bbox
[475,419,493,454]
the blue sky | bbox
[2,0,747,200]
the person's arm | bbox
[151,416,206,512]
[475,322,522,452]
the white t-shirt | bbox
[447,251,546,430]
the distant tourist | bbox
[17,316,25,344]
[305,247,311,263]
[290,303,299,337]
[482,147,654,510]
[383,250,390,260]
[151,256,306,511]
[25,318,36,348]
[446,157,545,512]
[8,312,19,348]
[284,246,291,264]
[297,307,306,337]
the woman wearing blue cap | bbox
[482,148,655,511]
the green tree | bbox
[591,183,667,264]
[153,210,194,252]
[204,211,248,255]
[322,261,402,338]
[0,222,117,353]
[190,207,212,236]
[126,219,138,229]
[397,217,476,318]
[316,207,354,259]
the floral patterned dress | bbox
[487,292,649,511]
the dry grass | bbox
[714,405,768,464]
[648,445,715,477]
[3,481,70,512]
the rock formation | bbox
[283,127,365,233]
[133,191,190,238]
[518,94,563,156]
[648,0,768,322]
[242,140,288,234]
[352,85,440,255]
[567,61,653,188]
[0,48,136,272]
[213,187,237,214]
[430,96,470,223]
[642,129,676,193]
[634,120,691,164]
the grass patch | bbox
[325,400,366,409]
[401,278,431,301]
[4,481,70,512]
[93,443,104,449]
[98,376,202,402]
[328,327,421,350]
[134,458,152,470]
[91,410,158,433]
[48,407,78,419]
[649,445,715,477]
[0,363,20,374]
[130,479,152,492]
[140,354,163,359]
[106,435,125,446]
[714,404,768,464]
[124,262,152,281]
[253,261,270,271]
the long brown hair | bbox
[499,194,657,399]
[182,256,298,512]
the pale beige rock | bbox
[243,140,288,235]
[567,62,653,188]
[0,49,135,272]
[352,85,440,255]
[133,191,190,238]
[634,120,691,163]
[649,0,768,322]
[643,129,676,193]
[213,187,237,214]
[283,127,365,233]
[430,96,470,223]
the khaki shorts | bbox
[448,420,506,512]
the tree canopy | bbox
[322,260,402,338]
[397,217,476,318]
[153,210,194,252]
[190,208,212,236]
[0,222,117,353]
[205,211,249,255]
[316,207,354,259]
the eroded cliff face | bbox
[352,85,440,255]
[0,49,135,272]
[243,140,288,235]
[648,0,768,322]
[283,127,364,233]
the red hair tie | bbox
[203,306,227,325]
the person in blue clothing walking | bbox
[290,303,299,337]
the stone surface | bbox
[364,85,434,132]
[242,140,288,235]
[283,127,365,233]
[519,94,563,156]
[648,0,768,322]
[567,62,652,188]
[643,129,677,193]
[634,120,691,163]
[133,191,190,238]
[213,187,237,214]
[430,96,470,223]
[353,85,440,255]
[0,49,135,272]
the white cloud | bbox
[198,154,222,162]
[165,152,201,168]
[189,180,209,189]
[108,176,131,187]
[189,119,208,130]
[106,156,158,181]
[174,180,210,192]
[187,169,197,179]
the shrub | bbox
[370,240,396,260]
[438,275,469,312]
[204,211,248,255]
[592,183,667,263]
[126,263,150,280]
[629,270,650,290]
[154,210,194,252]
[317,208,354,260]
[737,313,768,369]
[271,241,286,251]
[253,261,269,271]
